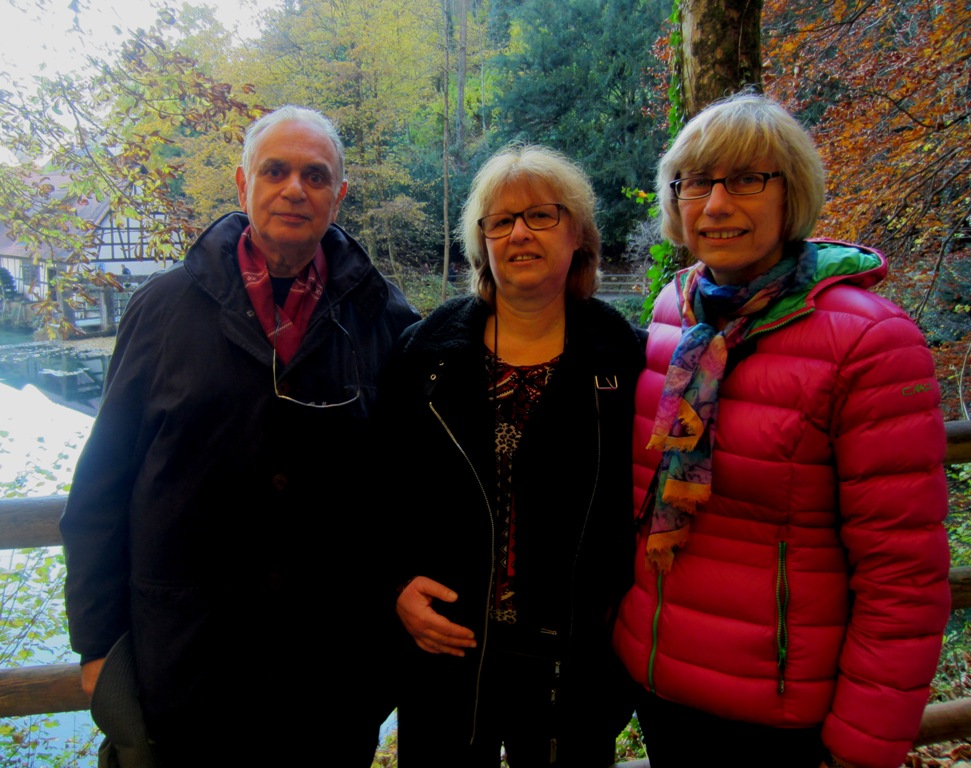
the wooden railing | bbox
[598,272,648,297]
[0,495,89,718]
[0,420,969,754]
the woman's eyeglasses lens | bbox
[672,172,781,200]
[478,203,564,239]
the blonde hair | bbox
[657,92,825,245]
[460,144,601,302]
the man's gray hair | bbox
[240,106,346,182]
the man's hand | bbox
[396,576,477,657]
[80,658,105,698]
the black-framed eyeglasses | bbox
[477,203,566,239]
[670,171,784,200]
[272,319,361,409]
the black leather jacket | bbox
[380,295,643,742]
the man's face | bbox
[235,120,348,277]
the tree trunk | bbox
[441,0,452,302]
[455,0,468,151]
[386,234,405,291]
[679,0,763,119]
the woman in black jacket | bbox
[381,144,643,767]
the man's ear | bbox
[235,166,248,211]
[331,179,349,222]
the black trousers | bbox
[398,646,624,768]
[634,687,826,768]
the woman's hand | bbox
[396,576,477,657]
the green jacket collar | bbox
[674,239,886,339]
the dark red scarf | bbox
[237,227,328,365]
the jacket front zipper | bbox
[648,569,663,693]
[775,540,790,694]
[569,382,604,642]
[428,398,496,745]
[428,364,612,745]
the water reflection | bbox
[0,377,100,766]
[0,337,110,416]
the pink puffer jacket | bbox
[613,241,950,768]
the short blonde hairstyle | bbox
[460,144,601,302]
[657,92,825,246]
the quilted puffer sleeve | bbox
[822,290,950,768]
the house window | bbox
[20,263,39,289]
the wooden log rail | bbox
[0,420,969,751]
[598,273,648,295]
[948,420,971,464]
[0,664,88,718]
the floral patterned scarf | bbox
[644,245,816,572]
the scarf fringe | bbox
[647,433,699,453]
[644,528,689,574]
[661,477,710,514]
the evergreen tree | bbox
[493,0,670,256]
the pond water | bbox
[0,334,110,416]
[0,326,35,347]
[0,379,99,766]
[1,330,105,764]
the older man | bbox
[61,106,419,765]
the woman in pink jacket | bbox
[613,92,950,768]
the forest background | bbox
[0,0,970,765]
[1,0,968,390]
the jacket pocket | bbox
[129,577,212,710]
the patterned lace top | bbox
[486,348,560,627]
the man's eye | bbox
[308,173,325,185]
